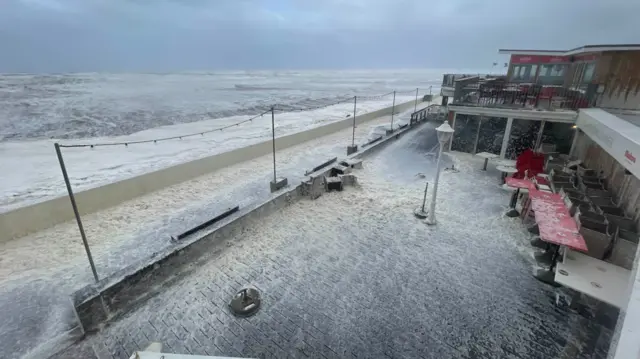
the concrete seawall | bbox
[0,100,420,243]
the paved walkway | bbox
[0,105,432,359]
[70,124,614,358]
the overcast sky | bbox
[1,0,639,73]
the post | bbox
[269,107,288,192]
[427,142,445,225]
[472,116,483,154]
[352,96,357,146]
[569,128,580,158]
[271,107,277,182]
[413,181,429,219]
[534,120,546,151]
[421,182,429,212]
[347,96,358,155]
[448,112,457,151]
[500,117,514,158]
[389,91,396,131]
[54,143,99,282]
[414,88,419,112]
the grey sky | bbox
[1,0,639,72]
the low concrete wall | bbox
[69,114,428,337]
[0,100,420,243]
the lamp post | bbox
[426,121,455,225]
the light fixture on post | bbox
[426,121,455,225]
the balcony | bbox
[441,74,593,111]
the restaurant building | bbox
[438,44,640,359]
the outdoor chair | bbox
[574,210,613,260]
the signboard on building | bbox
[510,55,571,64]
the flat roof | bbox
[499,44,640,56]
[608,109,640,128]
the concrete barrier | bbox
[0,100,420,243]
[69,115,428,337]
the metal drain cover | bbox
[229,288,261,317]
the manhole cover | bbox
[558,269,568,276]
[591,282,602,288]
[229,288,261,317]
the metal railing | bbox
[441,74,594,111]
[457,82,592,111]
[410,104,446,124]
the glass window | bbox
[538,64,567,85]
[512,64,537,82]
[529,65,538,81]
[511,66,520,80]
[582,63,596,83]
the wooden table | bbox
[556,250,631,308]
[475,152,499,170]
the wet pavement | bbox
[0,110,421,359]
[67,123,614,358]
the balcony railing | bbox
[441,75,593,111]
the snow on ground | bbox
[63,123,613,359]
[0,96,419,212]
[0,102,433,359]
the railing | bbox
[455,82,593,111]
[410,104,447,124]
[441,73,497,88]
[441,74,594,111]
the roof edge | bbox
[499,44,640,56]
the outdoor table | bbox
[555,250,631,309]
[495,159,517,167]
[475,152,499,170]
[504,177,535,217]
[497,165,518,183]
[527,189,588,285]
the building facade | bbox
[440,44,640,359]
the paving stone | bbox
[77,126,615,359]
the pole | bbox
[414,88,419,112]
[427,141,445,225]
[352,96,357,147]
[271,106,277,182]
[54,143,99,282]
[421,182,429,212]
[390,90,396,130]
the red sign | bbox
[574,54,599,62]
[511,55,571,64]
[625,150,636,163]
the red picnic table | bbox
[504,177,537,217]
[527,188,588,284]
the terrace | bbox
[59,121,615,359]
[441,74,593,111]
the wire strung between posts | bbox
[273,96,354,113]
[358,91,396,101]
[395,89,420,95]
[57,88,416,148]
[273,89,397,113]
[58,109,272,148]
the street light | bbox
[426,121,455,225]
